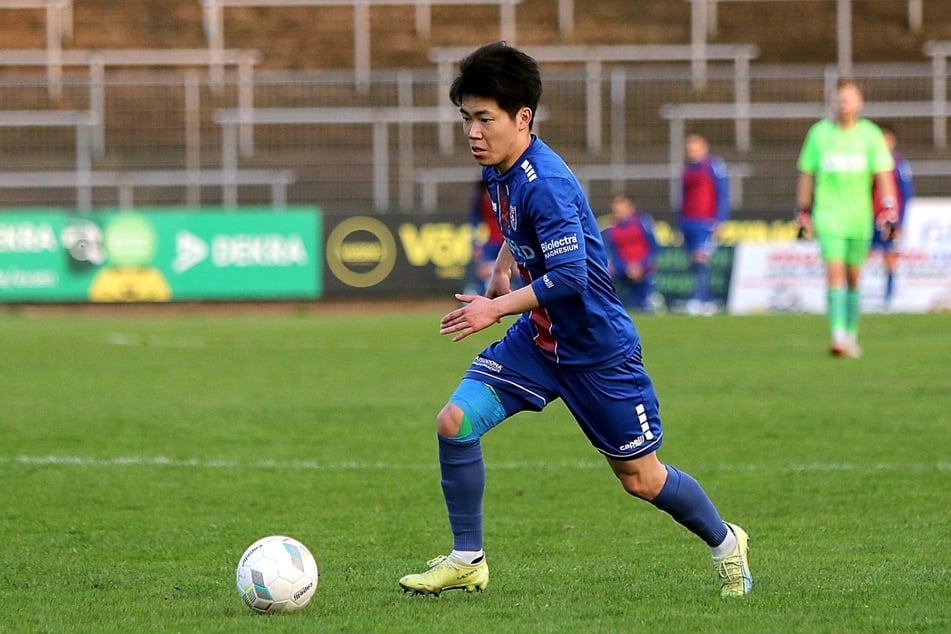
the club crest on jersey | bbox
[508,205,518,231]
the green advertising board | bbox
[0,207,322,302]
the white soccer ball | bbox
[235,535,319,613]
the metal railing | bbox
[687,0,929,76]
[0,61,948,214]
[200,0,523,91]
[0,0,72,93]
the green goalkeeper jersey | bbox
[797,118,894,239]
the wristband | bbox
[881,195,897,211]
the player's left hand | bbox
[440,294,502,342]
[796,209,814,240]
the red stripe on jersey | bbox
[518,263,557,358]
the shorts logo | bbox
[618,404,654,452]
[473,356,503,373]
[619,437,646,452]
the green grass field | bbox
[1,305,948,633]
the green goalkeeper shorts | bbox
[818,235,872,266]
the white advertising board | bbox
[728,198,951,315]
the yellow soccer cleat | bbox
[399,555,489,596]
[713,523,753,598]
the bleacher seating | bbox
[201,0,523,90]
[0,0,949,214]
[0,168,294,210]
[0,0,72,95]
[687,0,929,74]
[429,43,759,154]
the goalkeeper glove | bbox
[796,207,813,240]
[880,196,898,240]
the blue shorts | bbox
[871,227,899,253]
[680,220,717,258]
[459,325,664,460]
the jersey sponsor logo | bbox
[820,154,869,173]
[539,234,579,258]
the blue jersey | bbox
[482,136,639,369]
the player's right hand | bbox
[796,208,813,240]
[441,294,502,342]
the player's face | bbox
[685,135,708,162]
[836,84,863,125]
[612,196,634,221]
[459,96,532,173]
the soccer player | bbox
[398,42,752,599]
[602,194,660,312]
[871,124,913,311]
[796,78,896,357]
[679,133,729,316]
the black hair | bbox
[449,41,542,129]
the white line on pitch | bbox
[105,332,207,348]
[1,454,948,474]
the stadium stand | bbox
[429,43,759,154]
[0,168,294,210]
[0,109,94,207]
[0,47,262,155]
[923,40,950,144]
[0,1,73,89]
[661,98,945,152]
[0,0,948,214]
[201,0,524,89]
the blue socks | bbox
[438,435,485,552]
[439,440,728,551]
[690,261,711,302]
[650,465,728,547]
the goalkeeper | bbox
[796,78,896,358]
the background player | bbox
[463,181,505,297]
[398,42,752,600]
[679,133,730,316]
[602,194,660,312]
[871,123,913,311]
[797,78,896,357]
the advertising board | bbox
[0,207,321,302]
